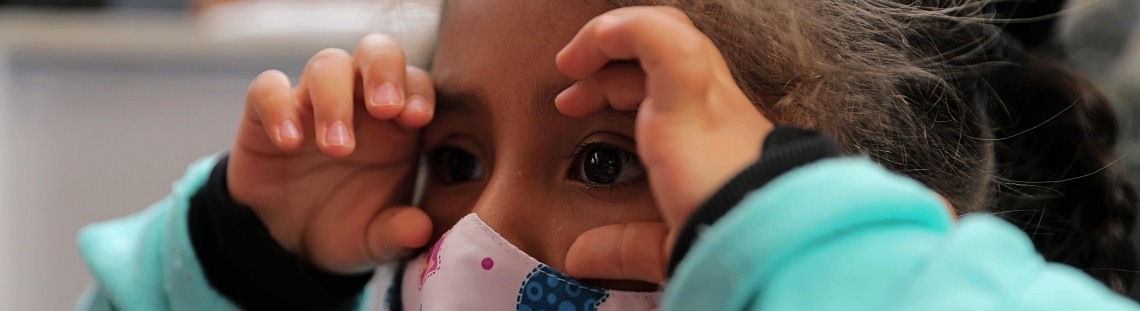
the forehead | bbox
[431,0,608,94]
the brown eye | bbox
[574,143,645,185]
[429,146,485,184]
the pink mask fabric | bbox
[388,213,662,311]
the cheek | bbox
[571,181,656,205]
[535,187,662,271]
[568,186,661,226]
[420,183,484,241]
[418,177,662,270]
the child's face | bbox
[420,0,661,284]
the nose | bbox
[470,162,567,268]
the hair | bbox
[602,0,1140,295]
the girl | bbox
[77,0,1140,310]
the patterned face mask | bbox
[385,213,662,311]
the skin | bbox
[423,0,664,283]
[230,0,770,290]
[229,0,962,293]
[229,0,963,293]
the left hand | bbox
[560,6,774,284]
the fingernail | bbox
[278,121,300,141]
[555,88,571,103]
[326,122,351,147]
[371,83,401,106]
[405,95,429,114]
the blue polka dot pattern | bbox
[516,264,609,311]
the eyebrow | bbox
[434,81,638,122]
[524,80,578,126]
[435,88,490,118]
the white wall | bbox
[0,47,13,311]
[0,10,314,310]
[0,6,439,309]
[1,53,249,310]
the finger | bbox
[305,48,357,157]
[294,72,312,115]
[396,66,436,128]
[565,222,669,284]
[557,7,698,78]
[555,81,604,118]
[355,33,408,120]
[555,61,646,118]
[556,6,715,113]
[367,206,433,263]
[247,70,303,150]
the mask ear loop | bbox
[412,153,430,207]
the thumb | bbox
[366,206,433,264]
[565,222,670,285]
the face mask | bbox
[385,213,662,311]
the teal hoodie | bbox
[76,155,1140,311]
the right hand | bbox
[228,34,435,274]
[559,7,771,284]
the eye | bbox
[428,146,485,184]
[573,143,645,186]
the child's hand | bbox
[228,34,434,274]
[559,7,774,283]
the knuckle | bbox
[315,47,351,60]
[360,33,400,49]
[360,51,407,84]
[405,65,428,78]
[653,6,692,24]
[593,14,625,41]
[404,66,432,89]
[358,33,406,61]
[309,48,352,68]
[365,54,404,77]
[676,34,707,60]
[248,70,287,99]
[593,20,632,56]
[257,68,288,81]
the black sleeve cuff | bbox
[666,126,842,276]
[188,155,372,311]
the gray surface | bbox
[0,7,438,310]
[0,9,324,309]
[1063,0,1140,299]
[1061,0,1140,188]
[111,0,189,10]
[0,47,306,311]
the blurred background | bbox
[0,0,1137,310]
[0,0,438,309]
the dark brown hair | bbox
[989,53,1138,293]
[604,0,1139,294]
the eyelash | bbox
[424,141,644,191]
[565,142,644,191]
[426,145,484,185]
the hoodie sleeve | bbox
[76,154,243,311]
[75,155,376,311]
[663,157,1140,311]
